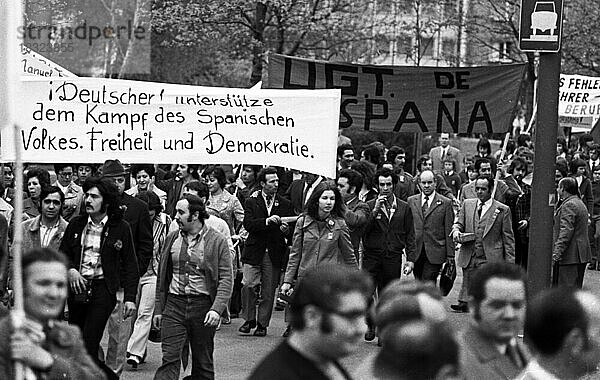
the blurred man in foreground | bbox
[0,248,105,379]
[249,264,372,380]
[517,287,600,380]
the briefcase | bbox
[439,260,457,296]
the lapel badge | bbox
[274,200,279,207]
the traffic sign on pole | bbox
[519,0,564,52]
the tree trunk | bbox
[118,0,151,79]
[249,2,267,87]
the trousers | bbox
[154,293,216,380]
[241,252,280,327]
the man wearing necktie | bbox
[457,263,529,379]
[429,133,463,175]
[363,168,416,340]
[405,170,455,282]
[239,167,293,337]
[450,176,515,313]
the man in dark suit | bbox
[451,176,515,313]
[553,177,592,288]
[100,159,153,376]
[458,263,529,380]
[405,170,454,282]
[363,168,415,340]
[284,172,322,215]
[337,169,370,261]
[364,167,416,290]
[429,133,462,174]
[239,167,293,337]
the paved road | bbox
[116,268,600,380]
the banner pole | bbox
[491,132,510,200]
[4,1,27,379]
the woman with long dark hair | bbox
[279,181,358,336]
[281,181,357,288]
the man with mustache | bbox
[153,194,232,379]
[60,176,139,379]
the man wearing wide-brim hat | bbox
[100,159,153,376]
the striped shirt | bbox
[40,220,60,248]
[80,215,107,279]
[169,224,210,296]
[146,213,171,276]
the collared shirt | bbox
[494,338,517,355]
[80,215,108,279]
[421,191,436,208]
[477,197,493,218]
[39,219,60,248]
[382,195,397,221]
[441,146,448,159]
[262,190,275,215]
[169,224,210,296]
[303,177,323,206]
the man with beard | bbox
[337,169,370,260]
[386,146,414,202]
[459,263,529,379]
[249,264,372,380]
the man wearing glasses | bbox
[53,163,84,221]
[249,264,372,380]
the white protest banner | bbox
[4,77,341,178]
[559,74,600,117]
[20,45,76,77]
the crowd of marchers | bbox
[0,130,598,379]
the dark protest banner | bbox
[266,54,526,134]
